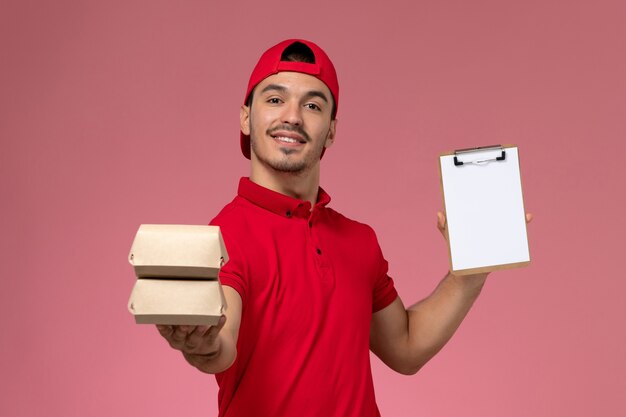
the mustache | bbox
[267,125,310,143]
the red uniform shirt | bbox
[210,178,398,417]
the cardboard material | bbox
[128,279,225,326]
[128,224,228,279]
[127,224,229,325]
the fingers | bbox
[436,211,533,229]
[183,326,207,351]
[437,211,446,233]
[156,325,173,338]
[157,325,196,351]
[203,316,227,346]
[185,316,227,355]
[155,316,227,356]
[172,325,194,344]
[156,325,191,346]
[191,325,210,338]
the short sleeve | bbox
[369,229,398,312]
[210,220,248,306]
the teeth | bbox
[275,136,298,143]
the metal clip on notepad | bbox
[453,145,506,166]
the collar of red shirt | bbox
[237,177,331,219]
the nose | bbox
[281,101,302,126]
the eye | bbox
[267,97,282,104]
[305,103,321,111]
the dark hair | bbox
[246,42,336,118]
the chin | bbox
[252,144,321,173]
[269,159,308,173]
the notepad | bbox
[439,145,530,275]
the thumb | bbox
[437,211,446,231]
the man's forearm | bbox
[404,271,488,373]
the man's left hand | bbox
[436,211,533,237]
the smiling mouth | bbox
[272,135,307,144]
[268,125,310,144]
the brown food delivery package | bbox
[127,224,229,325]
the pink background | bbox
[2,0,625,416]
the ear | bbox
[324,118,337,149]
[240,105,250,136]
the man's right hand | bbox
[155,286,242,374]
[157,316,226,363]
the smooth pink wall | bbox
[2,0,625,416]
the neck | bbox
[250,160,320,206]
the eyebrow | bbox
[260,84,329,103]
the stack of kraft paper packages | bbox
[127,224,228,326]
